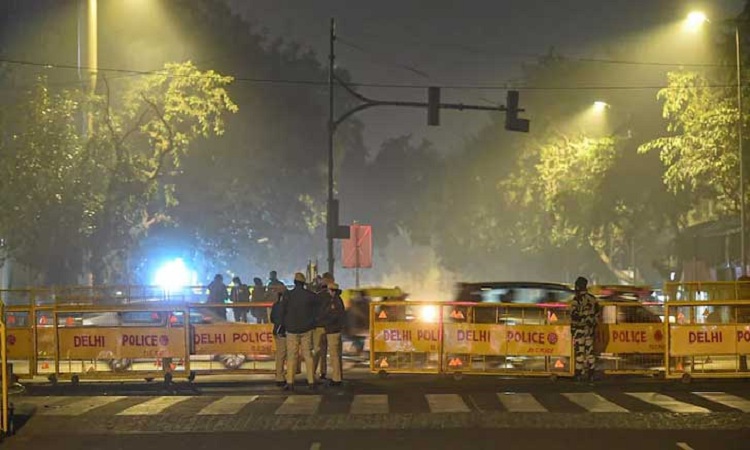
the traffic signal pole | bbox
[326,18,529,277]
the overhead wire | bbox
[0,57,744,92]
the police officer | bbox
[269,284,287,387]
[320,282,346,386]
[207,274,229,321]
[571,276,599,382]
[281,272,317,390]
[312,272,335,381]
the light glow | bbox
[154,258,193,291]
[684,11,708,32]
[592,101,609,113]
[418,305,439,323]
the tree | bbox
[0,62,238,285]
[404,51,678,283]
[0,82,90,284]
[639,71,742,220]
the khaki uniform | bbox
[313,327,328,377]
[286,330,314,385]
[274,335,287,382]
[326,332,343,382]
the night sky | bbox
[228,0,744,153]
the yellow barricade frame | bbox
[369,301,575,379]
[1,287,278,383]
[663,299,750,381]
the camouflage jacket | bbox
[571,292,599,328]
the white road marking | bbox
[117,396,191,416]
[497,393,547,412]
[350,394,389,414]
[41,396,126,416]
[626,392,710,413]
[693,392,750,413]
[310,443,322,450]
[425,394,470,413]
[274,395,321,415]
[563,393,629,413]
[197,395,259,415]
[676,442,695,450]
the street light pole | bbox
[690,12,747,276]
[736,25,747,276]
[326,18,338,276]
[87,0,98,95]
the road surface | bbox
[5,372,750,449]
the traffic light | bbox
[427,86,440,126]
[327,198,350,239]
[505,90,530,133]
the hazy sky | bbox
[227,0,745,154]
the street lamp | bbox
[687,11,746,276]
[592,101,609,113]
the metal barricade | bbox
[369,301,574,379]
[664,281,750,302]
[0,298,10,436]
[50,303,191,383]
[441,302,573,379]
[596,302,665,376]
[370,301,442,374]
[187,303,276,375]
[2,290,34,379]
[664,300,750,382]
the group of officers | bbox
[270,271,346,390]
[206,270,345,390]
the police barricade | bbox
[664,299,750,382]
[0,298,10,436]
[2,290,34,379]
[441,302,573,379]
[370,301,442,374]
[187,302,276,375]
[595,302,666,376]
[664,281,750,303]
[50,303,191,383]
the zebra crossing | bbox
[16,390,750,417]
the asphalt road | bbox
[5,429,750,450]
[5,372,750,449]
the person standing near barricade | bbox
[320,282,346,386]
[251,277,269,323]
[268,270,285,289]
[281,272,317,390]
[270,284,288,387]
[208,274,229,321]
[230,276,250,323]
[571,276,599,382]
[312,272,334,381]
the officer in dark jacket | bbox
[281,272,316,390]
[319,283,346,386]
[269,284,288,386]
[312,273,335,380]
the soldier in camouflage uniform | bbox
[571,276,599,382]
